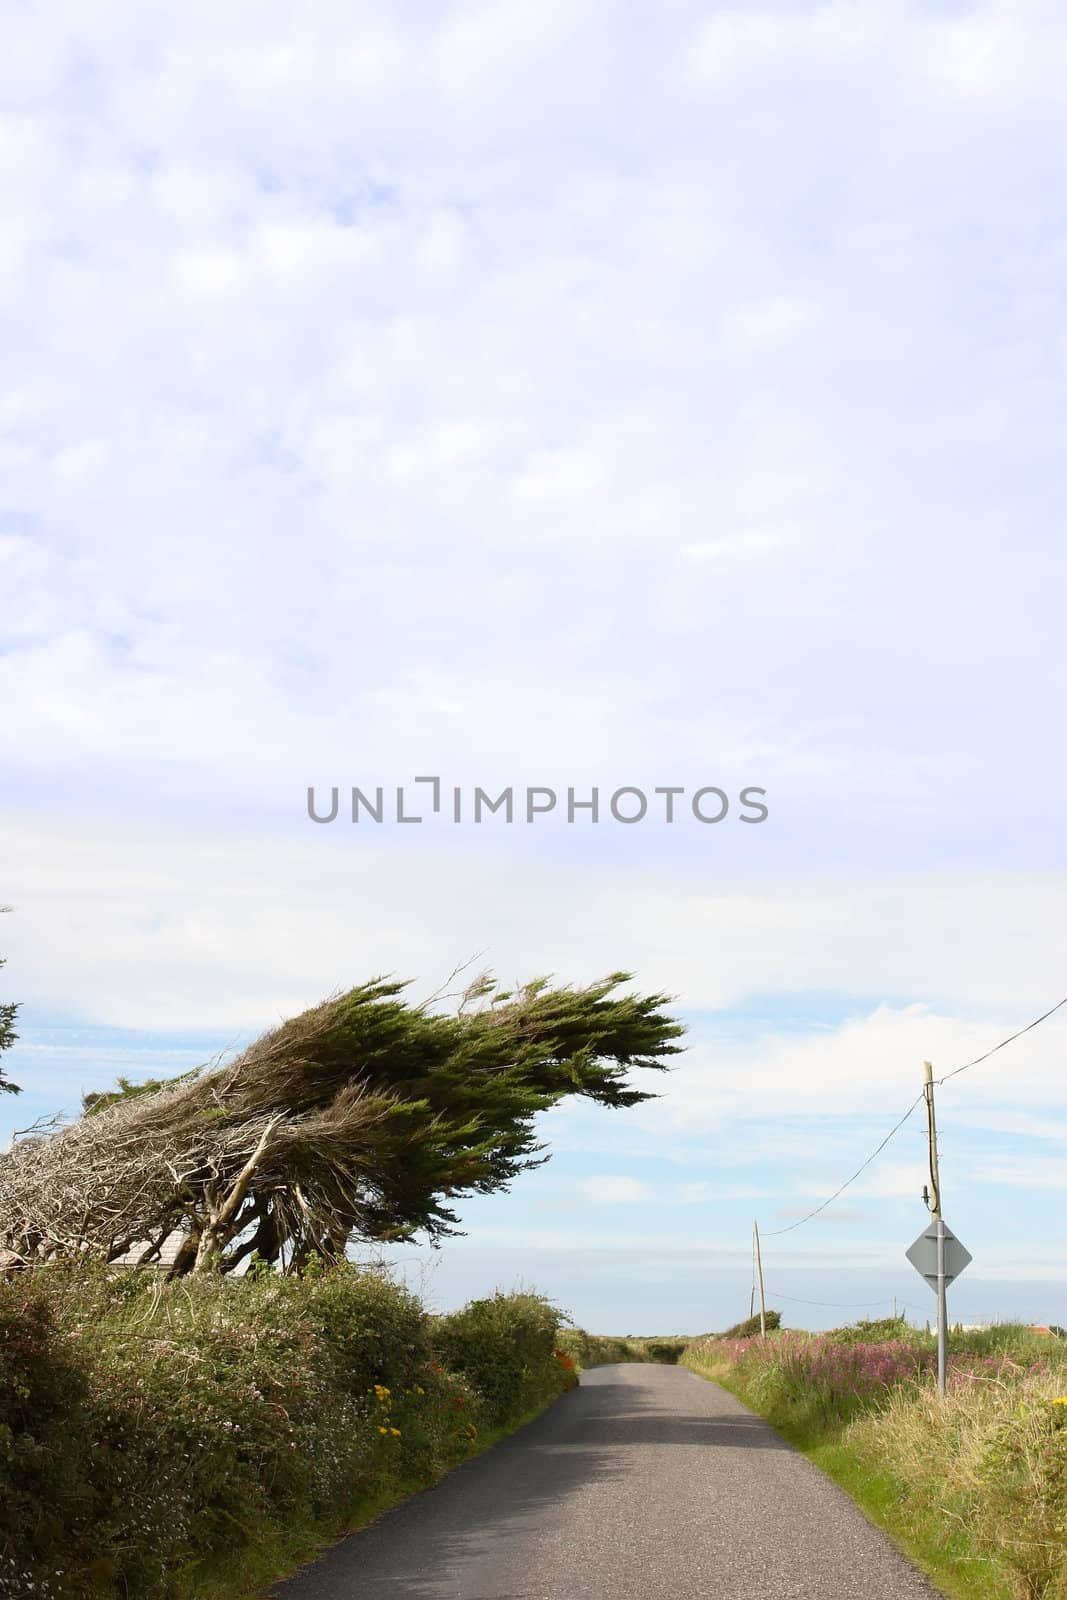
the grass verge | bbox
[684,1330,1067,1600]
[686,1355,998,1600]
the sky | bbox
[2,0,1066,1332]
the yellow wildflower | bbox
[378,1426,388,1435]
[1052,1396,1067,1406]
[389,1427,401,1437]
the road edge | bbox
[681,1357,995,1600]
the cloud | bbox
[2,0,1067,1319]
[5,811,1067,1044]
[576,1176,652,1204]
[725,298,820,351]
[0,0,1064,868]
[680,529,790,562]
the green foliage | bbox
[301,1262,432,1399]
[945,1320,1059,1361]
[558,1329,640,1366]
[431,1291,574,1429]
[971,1397,1067,1597]
[645,1339,687,1364]
[557,1329,690,1367]
[685,1323,1067,1600]
[5,970,684,1273]
[721,1309,781,1338]
[825,1315,911,1346]
[263,971,685,1248]
[0,1264,576,1599]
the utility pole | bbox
[753,1218,767,1337]
[923,1060,947,1397]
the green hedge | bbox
[557,1328,689,1367]
[431,1291,576,1428]
[0,1264,575,1599]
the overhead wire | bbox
[763,1092,925,1236]
[760,992,1066,1238]
[934,995,1067,1084]
[765,1291,909,1310]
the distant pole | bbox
[924,1061,947,1397]
[753,1218,767,1337]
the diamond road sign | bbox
[906,1220,972,1291]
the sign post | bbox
[906,1062,972,1397]
[906,1219,972,1395]
[935,1216,947,1395]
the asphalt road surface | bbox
[269,1363,940,1600]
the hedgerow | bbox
[0,1263,575,1599]
[557,1328,689,1368]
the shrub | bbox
[302,1261,434,1398]
[0,1264,576,1598]
[721,1310,781,1338]
[432,1292,573,1429]
[558,1329,640,1367]
[0,1285,89,1598]
[645,1339,687,1364]
[555,1329,691,1368]
[824,1315,912,1346]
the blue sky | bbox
[3,0,1066,1330]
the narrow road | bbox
[270,1364,939,1600]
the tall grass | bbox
[684,1323,1067,1600]
[847,1360,1067,1599]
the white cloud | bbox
[685,4,879,84]
[512,447,610,504]
[253,219,380,277]
[922,9,1050,102]
[725,298,820,350]
[576,1176,652,1204]
[172,247,245,297]
[681,529,790,562]
[2,0,1067,1317]
[0,0,1064,854]
[4,815,1067,1090]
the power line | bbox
[766,1290,909,1310]
[763,1092,925,1236]
[763,990,1067,1237]
[934,995,1067,1084]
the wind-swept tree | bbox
[0,970,684,1274]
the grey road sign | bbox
[906,1220,972,1290]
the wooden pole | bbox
[924,1060,947,1397]
[754,1218,767,1337]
